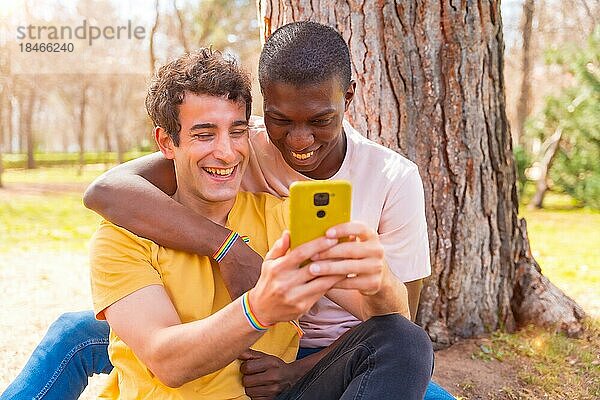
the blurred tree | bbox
[150,0,160,74]
[16,82,37,169]
[173,0,189,52]
[76,82,89,175]
[258,0,585,347]
[515,0,535,145]
[0,19,8,187]
[504,0,599,159]
[527,26,600,208]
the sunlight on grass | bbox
[2,165,109,184]
[0,167,105,253]
[0,193,101,253]
[473,320,600,399]
[519,191,600,316]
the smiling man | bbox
[87,49,312,398]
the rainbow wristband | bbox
[241,292,305,337]
[241,292,270,331]
[212,231,250,263]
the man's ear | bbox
[155,127,175,160]
[343,80,356,112]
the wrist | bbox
[246,289,274,327]
[213,231,249,263]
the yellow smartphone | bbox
[289,180,352,250]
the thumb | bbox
[238,348,265,361]
[265,230,290,261]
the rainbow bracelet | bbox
[241,292,270,331]
[212,231,250,263]
[241,292,305,337]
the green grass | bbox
[2,165,108,184]
[2,151,153,169]
[472,320,600,399]
[0,193,101,253]
[0,167,104,253]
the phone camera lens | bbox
[316,210,326,218]
[314,192,329,206]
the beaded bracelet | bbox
[212,231,250,263]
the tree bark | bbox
[257,0,585,347]
[515,0,535,146]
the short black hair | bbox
[146,48,252,146]
[258,21,352,90]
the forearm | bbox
[361,268,410,319]
[84,152,230,255]
[148,296,264,387]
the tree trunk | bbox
[173,0,190,52]
[0,93,4,188]
[7,94,13,153]
[77,84,88,176]
[515,0,535,146]
[22,89,36,169]
[528,127,562,209]
[116,132,125,164]
[258,0,585,347]
[149,0,160,75]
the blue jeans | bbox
[1,311,455,399]
[1,311,112,400]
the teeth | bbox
[204,167,234,176]
[291,151,314,160]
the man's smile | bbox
[291,150,314,160]
[202,165,237,178]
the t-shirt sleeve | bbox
[89,222,163,320]
[378,166,431,282]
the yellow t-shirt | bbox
[89,192,297,400]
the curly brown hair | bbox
[145,48,252,146]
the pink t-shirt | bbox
[242,118,431,348]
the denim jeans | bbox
[1,311,112,400]
[1,311,455,400]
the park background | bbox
[0,0,598,398]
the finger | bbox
[312,240,383,261]
[240,356,278,375]
[240,359,268,375]
[238,348,266,361]
[308,258,382,277]
[242,370,279,387]
[244,383,279,399]
[332,275,382,294]
[264,231,290,261]
[280,236,338,270]
[291,274,346,303]
[326,221,375,241]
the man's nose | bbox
[213,136,236,163]
[286,125,314,151]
